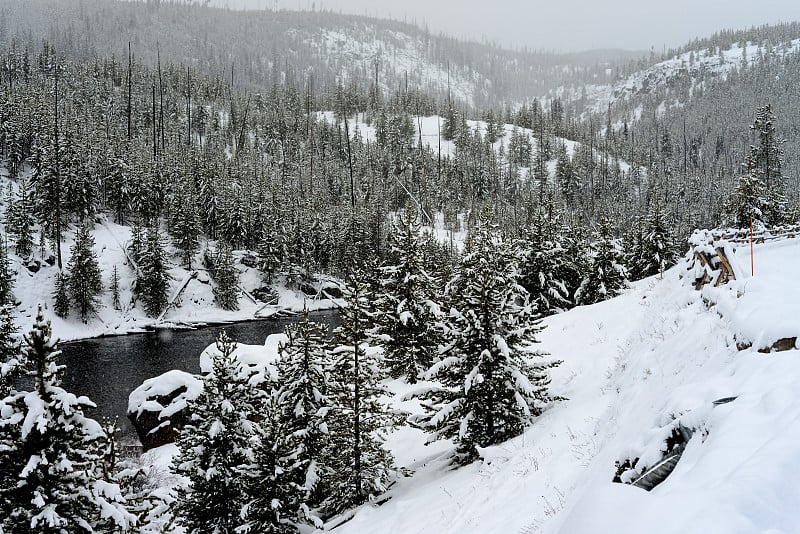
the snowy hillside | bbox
[566,38,800,117]
[3,201,341,342]
[323,236,800,533]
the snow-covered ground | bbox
[327,237,800,533]
[139,232,800,534]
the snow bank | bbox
[335,237,800,534]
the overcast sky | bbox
[209,0,800,52]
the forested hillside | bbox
[0,0,635,110]
[0,1,799,532]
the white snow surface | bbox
[331,237,800,534]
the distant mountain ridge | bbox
[0,0,640,110]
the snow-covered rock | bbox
[127,370,203,451]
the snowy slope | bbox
[1,178,339,342]
[332,237,800,534]
[566,38,800,117]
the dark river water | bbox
[57,311,339,443]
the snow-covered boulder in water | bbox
[127,370,203,451]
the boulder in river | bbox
[127,370,203,451]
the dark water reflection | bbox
[57,311,339,441]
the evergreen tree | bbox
[556,142,579,208]
[244,394,310,534]
[213,241,240,311]
[67,224,104,322]
[136,226,170,317]
[726,104,787,227]
[110,265,122,311]
[0,307,134,533]
[275,306,330,510]
[6,176,35,257]
[519,217,572,316]
[320,275,395,515]
[53,271,70,318]
[0,236,13,307]
[576,220,627,305]
[374,207,441,383]
[173,330,259,534]
[258,223,284,284]
[128,224,144,264]
[628,201,680,280]
[0,305,19,399]
[416,222,562,465]
[169,178,201,269]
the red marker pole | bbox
[750,216,754,276]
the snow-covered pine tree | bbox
[258,222,284,284]
[0,306,134,533]
[213,241,240,311]
[727,147,770,228]
[320,274,395,515]
[553,223,590,305]
[0,305,19,399]
[169,177,201,269]
[556,141,579,208]
[576,219,627,305]
[6,176,35,257]
[128,224,144,264]
[53,270,70,318]
[519,213,572,317]
[373,207,441,383]
[136,226,170,317]
[67,224,104,322]
[274,306,330,510]
[726,104,786,228]
[110,265,122,311]
[172,330,259,533]
[416,220,562,465]
[243,393,310,534]
[637,200,679,279]
[0,235,13,306]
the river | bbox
[56,311,339,442]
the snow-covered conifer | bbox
[519,214,572,317]
[110,265,122,311]
[53,270,70,318]
[169,178,201,269]
[213,241,240,311]
[67,224,104,322]
[416,221,562,465]
[576,219,627,305]
[6,176,35,257]
[172,330,259,533]
[275,306,330,508]
[320,275,395,515]
[0,305,19,399]
[0,306,135,533]
[0,235,13,307]
[136,226,170,317]
[373,206,441,382]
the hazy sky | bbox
[210,0,800,52]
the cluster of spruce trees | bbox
[168,209,567,532]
